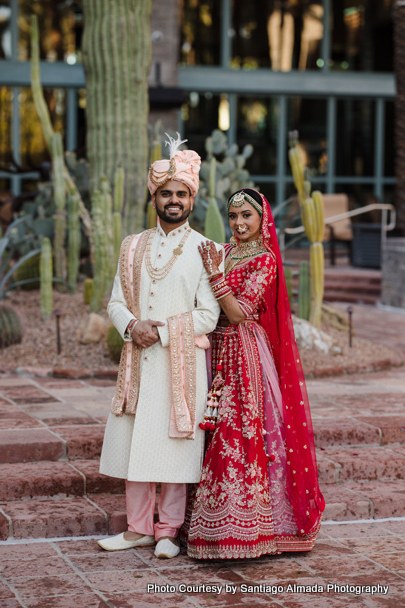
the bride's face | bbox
[228,201,262,242]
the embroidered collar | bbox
[157,221,190,239]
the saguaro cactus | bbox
[204,157,226,243]
[113,167,125,262]
[82,0,153,234]
[288,132,325,328]
[90,190,110,312]
[40,237,53,319]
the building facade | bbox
[0,0,396,210]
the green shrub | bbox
[106,323,124,364]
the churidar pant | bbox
[126,480,187,540]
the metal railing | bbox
[279,203,396,261]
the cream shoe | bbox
[97,533,155,551]
[154,537,180,559]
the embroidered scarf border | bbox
[168,312,197,438]
[110,230,151,416]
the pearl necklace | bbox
[145,227,191,280]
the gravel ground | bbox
[0,284,116,371]
[0,284,401,376]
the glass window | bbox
[232,0,324,71]
[237,96,278,175]
[0,86,12,169]
[384,101,394,177]
[20,87,66,169]
[0,1,11,60]
[254,183,276,207]
[286,97,327,177]
[336,99,375,177]
[18,1,83,63]
[180,0,221,66]
[331,0,393,72]
[181,92,221,157]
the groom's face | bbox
[153,180,193,224]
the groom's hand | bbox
[131,319,165,348]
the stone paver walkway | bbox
[1,520,405,608]
[0,301,404,607]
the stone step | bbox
[0,460,125,502]
[0,494,128,540]
[312,415,405,448]
[317,446,405,484]
[0,425,105,464]
[323,291,379,304]
[321,480,405,522]
[0,493,132,541]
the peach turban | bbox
[148,134,201,198]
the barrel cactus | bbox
[0,305,22,348]
[106,324,124,364]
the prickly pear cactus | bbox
[192,129,255,240]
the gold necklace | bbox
[225,238,266,275]
[145,227,191,280]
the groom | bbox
[98,135,221,558]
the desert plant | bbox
[106,323,124,364]
[83,278,94,304]
[0,305,22,348]
[40,237,53,319]
[192,129,255,240]
[67,190,81,292]
[82,0,153,234]
[204,157,226,243]
[113,167,125,260]
[297,261,311,321]
[14,254,41,290]
[288,131,325,328]
[284,266,293,308]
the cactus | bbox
[146,139,161,229]
[113,166,124,262]
[68,191,81,292]
[90,190,110,312]
[14,254,41,290]
[83,278,94,304]
[204,157,226,243]
[100,176,115,284]
[40,237,53,319]
[193,129,255,239]
[106,323,124,364]
[0,305,22,348]
[51,132,67,285]
[284,266,293,308]
[288,132,325,328]
[298,261,310,321]
[82,0,153,234]
[31,15,94,268]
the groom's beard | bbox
[156,204,191,224]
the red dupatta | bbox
[231,188,325,535]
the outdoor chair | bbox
[322,194,352,265]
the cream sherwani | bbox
[99,221,221,483]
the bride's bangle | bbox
[209,273,232,300]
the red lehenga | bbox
[185,190,325,560]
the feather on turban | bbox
[148,133,201,198]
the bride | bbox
[185,188,324,560]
